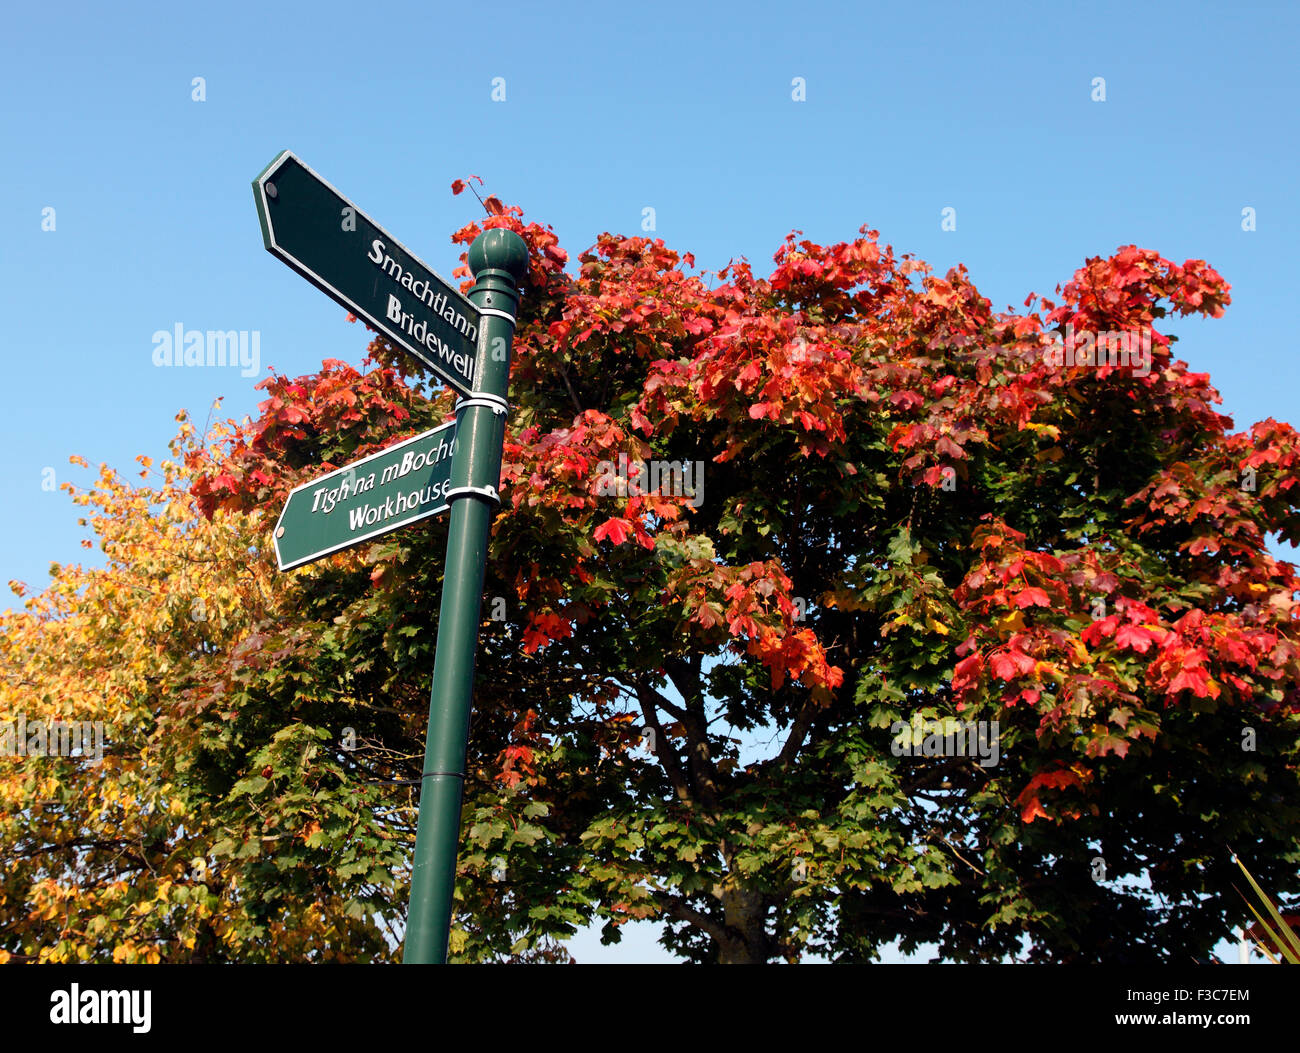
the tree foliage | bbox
[3,189,1298,963]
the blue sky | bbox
[2,0,1295,962]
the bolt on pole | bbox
[402,227,529,964]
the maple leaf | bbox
[1013,587,1050,609]
[694,602,724,630]
[1021,797,1051,823]
[1114,622,1163,652]
[990,648,1035,680]
[1168,665,1211,697]
[593,518,632,545]
[952,652,983,692]
[1081,615,1120,645]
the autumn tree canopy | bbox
[3,184,1298,963]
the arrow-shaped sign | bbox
[253,150,481,396]
[273,422,458,571]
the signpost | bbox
[253,150,482,397]
[252,152,529,963]
[272,422,457,571]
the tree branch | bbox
[654,892,729,948]
[558,363,584,416]
[635,680,692,803]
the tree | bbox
[4,187,1297,963]
[0,422,408,961]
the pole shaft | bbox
[403,229,527,964]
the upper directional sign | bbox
[253,150,481,396]
[273,422,458,571]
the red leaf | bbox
[694,603,723,630]
[1114,622,1162,653]
[1013,586,1050,609]
[1021,796,1050,823]
[990,649,1035,681]
[889,390,923,410]
[1081,615,1120,645]
[1168,665,1211,698]
[952,653,983,692]
[593,517,631,545]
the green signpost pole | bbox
[251,153,529,962]
[403,228,528,964]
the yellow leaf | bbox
[994,610,1025,635]
[884,614,914,635]
[1025,421,1061,440]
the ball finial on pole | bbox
[468,227,529,283]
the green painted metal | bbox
[272,422,457,571]
[402,228,529,965]
[252,150,481,396]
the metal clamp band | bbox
[445,484,500,504]
[477,307,517,325]
[456,392,510,416]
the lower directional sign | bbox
[273,422,458,571]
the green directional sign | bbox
[253,150,481,397]
[273,422,458,571]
